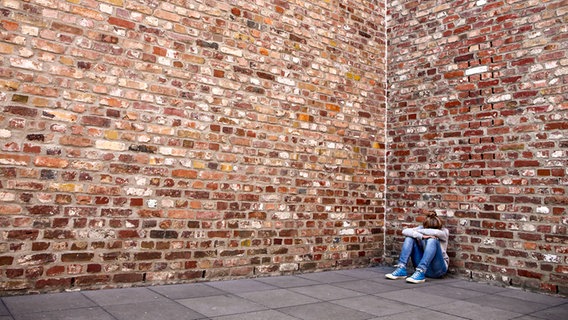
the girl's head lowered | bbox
[423,212,444,229]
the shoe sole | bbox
[406,278,425,284]
[385,274,407,280]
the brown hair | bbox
[423,212,443,229]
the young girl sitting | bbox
[386,212,449,283]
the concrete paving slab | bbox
[368,308,468,320]
[2,292,95,315]
[0,301,9,316]
[149,282,225,299]
[296,271,358,283]
[177,294,266,317]
[332,295,419,317]
[446,279,511,293]
[278,301,374,320]
[412,282,488,299]
[333,268,385,279]
[529,303,568,320]
[211,309,298,320]
[511,317,547,320]
[10,307,115,320]
[496,288,567,306]
[103,299,205,320]
[205,279,278,294]
[288,283,365,301]
[429,299,523,320]
[255,275,321,288]
[236,288,320,308]
[466,293,550,314]
[375,287,457,307]
[331,279,401,294]
[82,287,167,306]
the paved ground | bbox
[0,266,566,320]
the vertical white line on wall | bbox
[383,0,388,259]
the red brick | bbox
[6,230,39,240]
[0,256,14,266]
[61,253,94,262]
[75,275,111,286]
[27,205,60,215]
[35,278,72,290]
[108,17,135,29]
[113,273,144,283]
[172,169,198,179]
[34,156,69,168]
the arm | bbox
[418,228,449,241]
[402,227,424,239]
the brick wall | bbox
[0,0,387,293]
[1,0,567,296]
[387,0,567,294]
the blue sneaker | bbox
[406,269,426,283]
[385,266,407,280]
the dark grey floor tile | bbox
[529,303,568,320]
[3,292,95,314]
[12,307,114,320]
[371,277,414,287]
[446,280,510,294]
[0,317,13,320]
[332,295,418,317]
[296,271,357,283]
[412,283,487,300]
[104,299,205,320]
[177,295,266,317]
[334,268,385,279]
[289,284,365,301]
[237,288,319,308]
[83,287,167,306]
[211,309,298,320]
[0,301,9,316]
[371,266,394,273]
[466,294,549,314]
[375,288,456,307]
[150,283,225,299]
[371,275,445,288]
[278,301,373,320]
[369,308,467,320]
[331,279,401,294]
[205,279,277,294]
[430,300,523,320]
[255,275,321,288]
[496,289,567,306]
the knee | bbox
[424,237,439,245]
[403,236,414,243]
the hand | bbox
[423,235,437,239]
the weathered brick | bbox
[113,273,144,283]
[34,156,69,168]
[6,230,39,240]
[108,16,135,29]
[61,253,94,262]
[75,275,111,286]
[4,105,38,117]
[0,256,14,266]
[27,205,60,216]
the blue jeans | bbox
[397,236,447,278]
